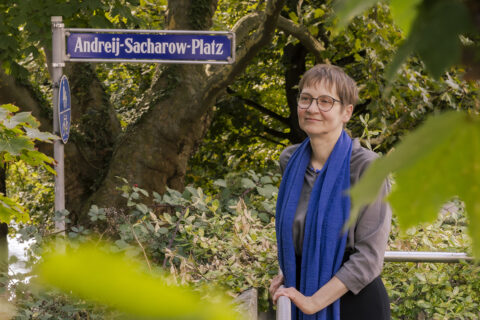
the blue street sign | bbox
[58,75,71,144]
[66,31,234,64]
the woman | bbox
[270,64,391,320]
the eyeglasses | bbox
[297,93,342,112]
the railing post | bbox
[276,286,291,320]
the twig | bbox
[44,229,67,237]
[130,224,152,272]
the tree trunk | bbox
[0,166,8,286]
[87,0,286,211]
[283,42,308,143]
[1,0,288,220]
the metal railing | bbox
[276,286,291,320]
[275,251,474,320]
[384,251,473,263]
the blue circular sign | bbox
[58,75,71,144]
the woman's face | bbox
[297,82,353,138]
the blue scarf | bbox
[276,130,352,320]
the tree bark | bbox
[0,61,121,223]
[3,0,297,220]
[0,166,8,284]
[283,42,308,143]
[87,0,286,211]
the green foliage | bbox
[0,0,142,80]
[333,0,380,31]
[334,0,478,80]
[10,169,280,317]
[109,172,280,309]
[386,0,471,80]
[384,204,480,319]
[12,170,480,319]
[350,111,480,257]
[3,1,480,318]
[388,0,422,36]
[35,242,240,320]
[0,104,56,224]
[7,161,55,236]
[13,286,115,320]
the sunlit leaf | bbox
[4,111,38,129]
[35,243,241,320]
[24,127,58,142]
[0,104,19,113]
[0,136,34,155]
[349,111,480,257]
[0,194,28,223]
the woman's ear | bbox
[342,104,353,123]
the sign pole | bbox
[51,16,65,233]
[49,16,235,236]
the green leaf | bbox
[241,178,256,189]
[4,111,38,129]
[24,127,58,142]
[256,184,277,198]
[314,8,325,19]
[35,243,240,320]
[0,104,19,113]
[21,150,55,167]
[385,0,471,80]
[389,0,422,36]
[135,203,149,215]
[333,0,379,32]
[0,194,28,223]
[413,0,471,78]
[0,135,34,155]
[349,111,480,257]
[213,179,227,188]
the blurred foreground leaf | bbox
[349,111,480,257]
[385,0,471,80]
[333,0,379,32]
[35,243,242,320]
[334,0,473,81]
[389,0,422,36]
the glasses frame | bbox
[297,93,342,112]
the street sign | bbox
[52,17,237,232]
[58,75,71,144]
[65,30,235,64]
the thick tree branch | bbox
[263,125,290,140]
[231,12,264,45]
[0,66,52,132]
[248,133,286,146]
[226,87,290,125]
[276,16,325,62]
[205,0,286,100]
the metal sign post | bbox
[50,16,235,233]
[51,16,66,233]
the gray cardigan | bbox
[279,138,392,294]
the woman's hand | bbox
[269,273,284,299]
[273,287,318,315]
